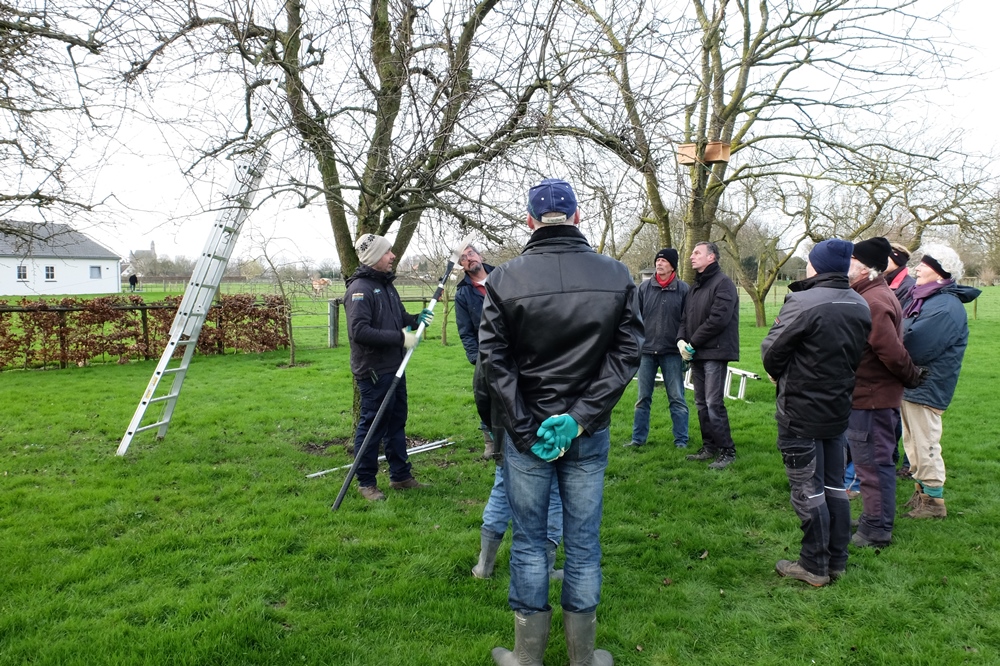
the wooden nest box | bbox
[677,141,731,165]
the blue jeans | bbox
[777,425,850,577]
[503,428,610,615]
[690,360,735,453]
[353,372,412,487]
[844,460,860,492]
[631,353,689,447]
[482,465,563,545]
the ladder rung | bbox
[148,393,180,404]
[162,367,186,376]
[133,421,168,434]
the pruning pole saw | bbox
[331,231,477,511]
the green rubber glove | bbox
[417,308,434,327]
[537,414,580,452]
[531,438,563,462]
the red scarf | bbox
[655,272,676,288]
[888,267,908,290]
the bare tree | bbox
[0,1,111,237]
[716,178,810,325]
[549,0,961,280]
[121,0,573,275]
[803,132,994,250]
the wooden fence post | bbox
[329,298,341,348]
[140,307,150,360]
[58,309,68,369]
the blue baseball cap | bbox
[527,178,577,223]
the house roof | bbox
[0,222,120,260]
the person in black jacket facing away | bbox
[343,234,433,502]
[677,241,740,469]
[475,178,643,666]
[761,239,871,587]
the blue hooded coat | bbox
[901,282,981,410]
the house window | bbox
[45,266,55,280]
[16,265,27,280]
[90,266,101,279]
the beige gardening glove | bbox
[402,328,418,350]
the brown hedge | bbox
[0,294,289,370]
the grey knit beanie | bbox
[355,234,392,267]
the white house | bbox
[0,223,122,296]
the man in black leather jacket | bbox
[475,178,643,666]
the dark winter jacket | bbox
[474,225,644,453]
[637,274,689,355]
[886,266,916,309]
[677,261,739,361]
[343,265,419,379]
[761,273,871,439]
[454,264,494,364]
[902,283,980,410]
[851,275,923,410]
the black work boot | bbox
[685,447,715,461]
[708,450,735,470]
[492,610,551,666]
[564,610,613,666]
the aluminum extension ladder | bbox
[117,95,276,455]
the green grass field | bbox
[1,289,998,665]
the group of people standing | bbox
[339,176,979,663]
[763,237,978,586]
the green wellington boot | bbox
[564,610,613,666]
[492,610,551,666]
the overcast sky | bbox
[83,0,1000,268]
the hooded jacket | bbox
[677,261,739,361]
[761,273,871,438]
[454,263,494,364]
[474,225,644,453]
[902,282,980,410]
[343,265,418,379]
[851,275,923,409]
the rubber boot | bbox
[564,610,613,666]
[546,541,564,581]
[492,610,551,666]
[482,428,496,460]
[472,533,503,579]
[907,494,947,519]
